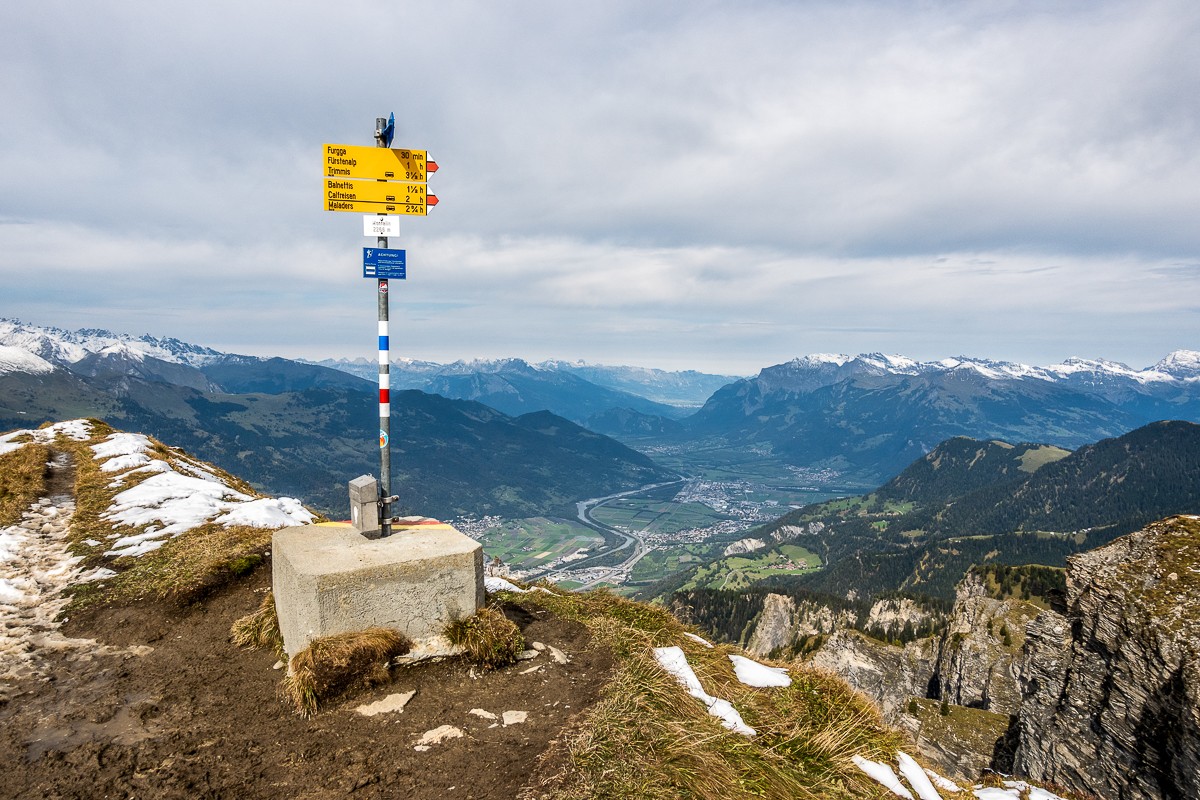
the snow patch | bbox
[91,432,153,462]
[87,430,314,556]
[896,752,942,800]
[1,420,94,456]
[852,755,914,799]
[728,654,790,687]
[653,646,755,736]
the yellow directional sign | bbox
[324,197,428,216]
[323,143,428,182]
[324,177,429,215]
[325,178,427,206]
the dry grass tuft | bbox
[230,590,284,659]
[445,606,524,669]
[281,627,413,717]
[0,440,50,527]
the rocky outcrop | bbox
[1014,516,1200,800]
[899,698,1012,784]
[864,596,938,640]
[810,630,938,723]
[723,538,767,557]
[935,572,1040,716]
[745,593,855,656]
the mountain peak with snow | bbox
[0,344,57,377]
[1154,350,1200,380]
[0,319,227,369]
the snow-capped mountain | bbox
[740,350,1200,398]
[0,344,56,377]
[1154,350,1200,380]
[690,349,1200,487]
[0,319,225,368]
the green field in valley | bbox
[678,543,822,592]
[476,517,604,571]
[626,541,730,586]
[589,498,729,535]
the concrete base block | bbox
[272,521,484,661]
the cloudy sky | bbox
[2,1,1197,375]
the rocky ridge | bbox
[1015,515,1200,800]
[800,574,1038,780]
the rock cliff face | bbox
[1014,515,1200,800]
[864,596,935,636]
[722,538,767,557]
[803,573,1030,780]
[745,593,854,656]
[809,630,938,722]
[936,573,1040,716]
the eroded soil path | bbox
[0,565,610,800]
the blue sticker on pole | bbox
[363,247,406,279]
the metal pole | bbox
[375,116,393,538]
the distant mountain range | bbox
[4,318,1199,503]
[684,351,1200,486]
[307,355,738,419]
[0,320,674,518]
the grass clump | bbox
[85,522,274,606]
[0,439,49,526]
[231,590,285,660]
[281,627,412,717]
[445,606,524,669]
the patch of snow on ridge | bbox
[88,430,314,557]
[729,654,790,687]
[1,420,93,456]
[653,646,756,736]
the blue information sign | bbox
[363,247,406,279]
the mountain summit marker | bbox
[323,114,441,537]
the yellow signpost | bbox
[324,178,428,215]
[323,143,429,181]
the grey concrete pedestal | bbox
[272,521,484,660]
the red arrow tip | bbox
[427,194,439,207]
[426,160,439,173]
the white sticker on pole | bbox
[364,216,400,237]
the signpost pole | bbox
[375,117,393,538]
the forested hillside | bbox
[664,421,1200,611]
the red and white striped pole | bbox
[375,117,393,537]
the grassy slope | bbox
[5,423,1070,798]
[507,588,910,799]
[0,438,49,526]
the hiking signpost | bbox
[323,114,438,537]
[275,116,477,666]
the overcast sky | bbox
[2,1,1197,375]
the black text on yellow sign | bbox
[324,178,428,215]
[323,143,428,182]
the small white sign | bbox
[364,215,400,237]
